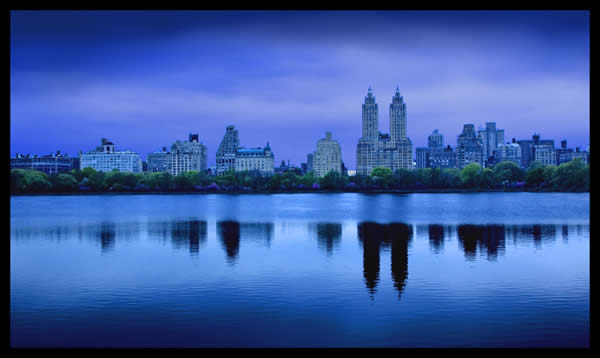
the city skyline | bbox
[10,10,590,170]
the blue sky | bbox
[10,10,590,169]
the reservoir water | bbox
[10,193,590,347]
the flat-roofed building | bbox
[80,138,142,173]
[11,151,79,175]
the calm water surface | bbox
[10,193,590,347]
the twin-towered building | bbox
[356,87,414,176]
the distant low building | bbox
[556,140,589,165]
[571,148,589,165]
[307,153,314,173]
[427,146,457,169]
[11,150,79,175]
[234,143,274,175]
[80,138,142,173]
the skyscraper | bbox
[362,87,378,143]
[390,87,407,144]
[216,125,240,176]
[477,122,504,164]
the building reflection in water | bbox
[217,221,274,265]
[170,220,208,256]
[98,222,116,253]
[562,224,569,243]
[506,224,557,250]
[240,223,274,248]
[147,219,208,256]
[428,224,445,254]
[217,221,240,265]
[357,222,412,298]
[457,225,506,261]
[310,223,342,256]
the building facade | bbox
[427,146,457,169]
[496,141,522,166]
[416,129,448,169]
[234,143,274,175]
[415,147,431,169]
[167,134,207,176]
[11,151,79,175]
[477,122,505,164]
[532,144,556,166]
[356,87,413,176]
[556,140,590,165]
[428,129,444,148]
[147,147,168,172]
[456,124,484,169]
[517,134,554,169]
[313,132,342,177]
[80,138,142,173]
[216,125,240,176]
[306,153,314,173]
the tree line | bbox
[10,159,589,194]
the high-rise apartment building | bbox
[477,122,504,164]
[167,134,207,176]
[517,134,555,168]
[147,147,168,172]
[532,144,556,166]
[356,87,413,175]
[313,132,342,177]
[496,140,522,166]
[216,125,240,176]
[80,138,142,173]
[456,124,484,169]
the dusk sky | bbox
[10,10,589,170]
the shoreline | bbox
[9,188,588,196]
